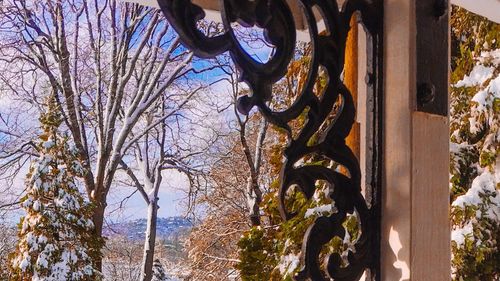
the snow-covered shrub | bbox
[450,7,500,280]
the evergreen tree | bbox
[152,259,168,281]
[9,97,102,280]
[449,6,500,280]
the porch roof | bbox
[122,0,500,24]
[121,0,335,31]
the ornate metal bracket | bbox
[157,0,383,280]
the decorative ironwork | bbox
[157,0,383,280]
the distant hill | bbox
[103,216,193,241]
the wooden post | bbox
[381,0,451,280]
[345,16,361,159]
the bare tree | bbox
[182,38,312,277]
[117,91,220,280]
[182,66,271,279]
[0,220,16,279]
[103,235,143,281]
[0,0,215,268]
[226,66,269,226]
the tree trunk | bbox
[140,199,159,281]
[247,176,263,226]
[92,199,107,271]
[246,119,268,226]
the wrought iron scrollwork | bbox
[158,0,383,280]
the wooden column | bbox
[381,0,451,280]
[345,16,360,159]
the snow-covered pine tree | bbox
[152,259,168,281]
[9,97,102,280]
[450,7,500,280]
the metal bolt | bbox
[417,83,435,106]
[365,73,374,85]
[434,0,448,18]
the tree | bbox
[0,0,212,268]
[9,97,102,280]
[183,118,265,280]
[0,222,16,279]
[449,6,500,280]
[182,64,271,280]
[102,235,143,281]
[119,91,219,281]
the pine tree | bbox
[449,7,500,280]
[152,259,168,281]
[9,97,102,280]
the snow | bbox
[452,171,498,215]
[451,170,500,248]
[38,235,48,244]
[454,64,494,88]
[36,254,49,268]
[304,203,335,218]
[43,139,55,149]
[454,49,500,138]
[19,254,31,270]
[33,200,41,211]
[22,198,33,208]
[471,89,489,106]
[449,141,473,155]
[26,232,38,248]
[454,50,500,109]
[488,75,500,97]
[12,128,99,279]
[71,160,84,175]
[277,253,301,276]
[479,49,500,65]
[451,221,474,247]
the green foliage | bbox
[236,227,279,281]
[450,6,500,280]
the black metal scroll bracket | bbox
[157,0,383,280]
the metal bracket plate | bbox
[416,0,449,116]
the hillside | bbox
[103,216,193,241]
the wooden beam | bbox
[345,16,360,159]
[382,0,451,280]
